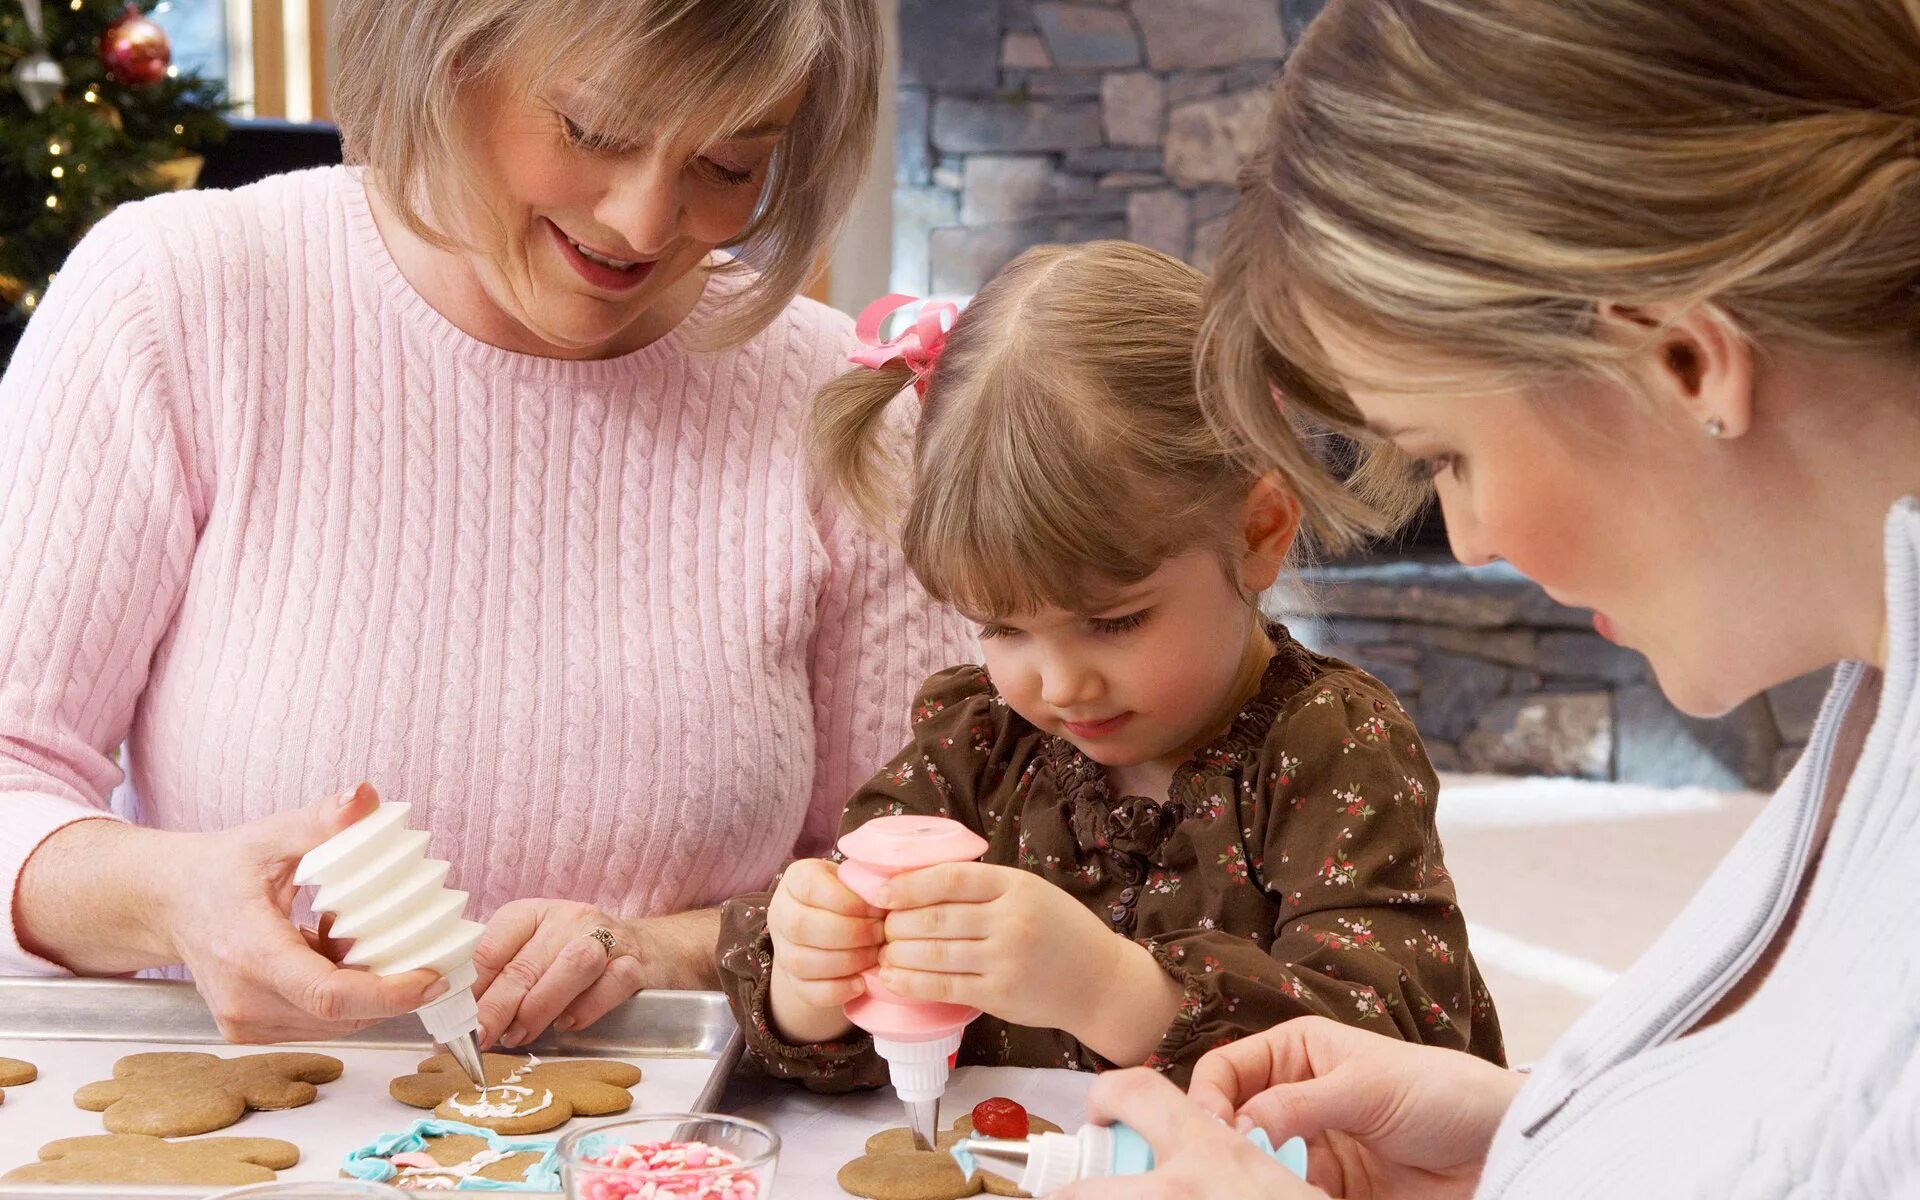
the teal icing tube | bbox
[950,1122,1308,1194]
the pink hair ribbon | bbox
[849,293,959,397]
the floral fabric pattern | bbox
[717,627,1505,1090]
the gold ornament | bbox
[144,153,203,192]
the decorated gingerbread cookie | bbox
[389,1052,642,1135]
[0,1056,37,1104]
[838,1101,1060,1200]
[343,1118,560,1191]
[74,1050,344,1136]
[3,1133,299,1185]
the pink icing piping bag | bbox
[838,816,990,1151]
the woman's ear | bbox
[1239,472,1304,593]
[1599,302,1756,439]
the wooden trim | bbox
[250,0,286,117]
[803,252,832,306]
[307,0,329,121]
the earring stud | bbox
[1703,417,1726,438]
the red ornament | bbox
[970,1097,1029,1140]
[101,5,171,88]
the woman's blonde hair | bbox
[1205,0,1920,537]
[331,0,879,345]
[813,240,1346,619]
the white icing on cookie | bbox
[395,1146,520,1189]
[445,1058,555,1120]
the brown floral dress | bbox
[717,627,1505,1089]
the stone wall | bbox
[1282,561,1832,789]
[891,2,1831,791]
[893,0,1322,295]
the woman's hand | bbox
[1188,1016,1524,1200]
[470,899,661,1048]
[874,863,1181,1058]
[765,859,884,1044]
[1056,1069,1327,1200]
[158,783,445,1043]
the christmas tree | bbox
[1,0,225,360]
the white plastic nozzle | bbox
[415,960,479,1044]
[1019,1127,1110,1196]
[871,1030,963,1103]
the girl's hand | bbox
[471,900,653,1048]
[765,859,885,1043]
[874,863,1180,1055]
[1055,1069,1327,1200]
[1188,1016,1523,1200]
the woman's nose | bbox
[1440,495,1500,568]
[595,160,683,258]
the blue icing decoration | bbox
[948,1141,978,1179]
[341,1118,561,1192]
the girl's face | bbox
[447,72,803,359]
[976,552,1274,799]
[1303,311,1879,718]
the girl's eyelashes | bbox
[1414,453,1461,481]
[1088,609,1151,635]
[977,622,1019,640]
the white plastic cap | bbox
[871,1030,963,1103]
[414,959,480,1044]
[1021,1127,1108,1196]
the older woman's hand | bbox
[471,900,648,1048]
[1187,1017,1524,1200]
[163,785,446,1043]
[470,899,735,1048]
[1055,1069,1327,1200]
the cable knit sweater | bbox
[1478,497,1920,1198]
[0,165,970,974]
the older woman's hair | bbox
[811,241,1356,618]
[331,0,879,345]
[1205,0,1920,547]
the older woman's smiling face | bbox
[446,73,805,358]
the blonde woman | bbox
[0,0,969,1050]
[1069,0,1920,1196]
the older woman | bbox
[0,0,968,1050]
[1070,0,1920,1196]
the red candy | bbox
[971,1097,1029,1139]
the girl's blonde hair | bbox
[331,0,879,346]
[1205,0,1920,538]
[814,241,1347,618]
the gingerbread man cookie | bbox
[0,1056,36,1104]
[838,1102,1061,1200]
[74,1050,344,1136]
[343,1118,560,1191]
[389,1052,642,1135]
[3,1133,299,1186]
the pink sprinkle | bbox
[577,1141,759,1200]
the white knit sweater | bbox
[1478,498,1920,1197]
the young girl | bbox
[717,241,1503,1088]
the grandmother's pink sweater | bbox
[0,166,968,973]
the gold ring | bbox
[584,926,617,958]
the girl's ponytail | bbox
[808,359,919,533]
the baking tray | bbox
[0,978,742,1198]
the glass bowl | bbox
[559,1114,779,1199]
